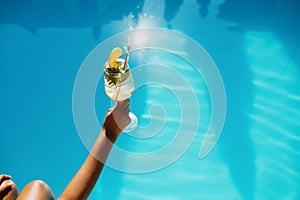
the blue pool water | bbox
[1,0,300,199]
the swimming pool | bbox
[1,0,299,199]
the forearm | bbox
[59,129,116,200]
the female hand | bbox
[102,99,131,142]
[0,174,15,199]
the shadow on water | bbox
[213,30,256,200]
[196,0,212,17]
[217,0,300,86]
[0,0,144,39]
[217,0,300,52]
[164,0,183,27]
[162,1,256,199]
[214,0,299,199]
[164,0,211,25]
[218,0,300,198]
[219,88,255,200]
[216,0,300,123]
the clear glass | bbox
[104,58,137,132]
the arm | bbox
[58,100,130,200]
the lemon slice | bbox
[108,47,122,67]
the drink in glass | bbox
[103,47,137,132]
[104,58,134,101]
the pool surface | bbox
[1,0,300,199]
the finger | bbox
[0,175,11,184]
[0,180,13,193]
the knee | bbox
[27,180,51,191]
[18,180,55,200]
